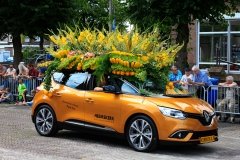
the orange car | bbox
[31,71,218,152]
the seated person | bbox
[0,86,6,96]
[0,88,13,103]
[26,90,36,106]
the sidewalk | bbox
[0,102,31,109]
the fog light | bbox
[169,130,191,139]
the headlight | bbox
[158,106,186,120]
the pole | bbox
[109,0,112,32]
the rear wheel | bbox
[34,105,58,136]
[126,115,158,152]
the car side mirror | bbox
[103,85,117,93]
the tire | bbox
[126,115,158,152]
[34,105,58,136]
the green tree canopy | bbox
[127,0,240,72]
[0,0,77,66]
[73,0,128,31]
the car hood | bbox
[147,96,214,114]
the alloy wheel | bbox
[129,119,153,150]
[35,106,56,136]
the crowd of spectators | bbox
[169,65,240,123]
[0,61,47,106]
[168,65,213,99]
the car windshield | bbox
[114,78,139,94]
[126,80,192,97]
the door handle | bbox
[85,98,94,103]
[53,93,61,97]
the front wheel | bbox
[126,115,158,152]
[34,105,58,136]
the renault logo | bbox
[203,111,210,123]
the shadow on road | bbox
[53,129,219,155]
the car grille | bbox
[190,129,218,140]
[187,113,215,126]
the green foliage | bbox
[73,0,128,31]
[0,0,78,38]
[135,70,147,82]
[22,46,40,62]
[92,55,112,86]
[127,0,240,71]
[127,0,240,32]
[139,89,156,96]
[43,59,59,91]
[0,0,79,66]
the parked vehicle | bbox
[5,57,13,62]
[31,71,218,152]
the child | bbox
[26,90,36,106]
[0,88,13,103]
[0,86,6,96]
[15,79,27,106]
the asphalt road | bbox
[1,103,240,160]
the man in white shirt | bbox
[3,64,16,88]
[217,76,237,123]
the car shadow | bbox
[54,130,218,155]
[55,130,130,149]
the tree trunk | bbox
[175,23,189,74]
[12,34,22,67]
[40,37,44,54]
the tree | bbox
[0,0,78,66]
[127,0,240,72]
[73,0,128,31]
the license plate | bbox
[199,135,215,143]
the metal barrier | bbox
[184,84,240,123]
[209,85,240,123]
[0,76,43,96]
[185,84,207,101]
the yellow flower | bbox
[142,56,149,62]
[61,37,68,45]
[123,34,129,41]
[50,36,58,45]
[78,32,86,41]
[117,33,124,43]
[98,32,105,40]
[112,45,117,51]
[132,33,139,46]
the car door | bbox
[51,72,88,122]
[84,76,122,132]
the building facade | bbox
[190,13,240,75]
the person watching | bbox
[168,65,182,87]
[217,76,238,123]
[179,67,193,90]
[187,65,212,100]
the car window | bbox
[115,78,138,94]
[92,75,114,90]
[65,72,88,90]
[53,72,64,83]
[54,72,90,90]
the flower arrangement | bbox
[36,61,52,68]
[165,82,188,95]
[43,25,183,93]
